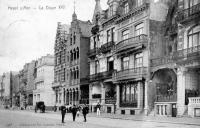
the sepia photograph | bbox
[0,0,200,127]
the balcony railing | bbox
[90,70,114,82]
[116,34,148,53]
[120,102,137,108]
[156,94,177,102]
[173,45,200,60]
[151,55,174,67]
[177,3,200,23]
[113,67,147,81]
[189,97,200,105]
[105,98,116,104]
[99,41,114,54]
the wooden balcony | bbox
[113,67,147,82]
[177,3,200,24]
[173,45,200,64]
[115,34,148,53]
[89,70,113,82]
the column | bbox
[177,67,186,116]
[116,84,120,109]
[144,80,149,115]
[137,82,144,109]
[89,84,93,112]
[101,82,105,105]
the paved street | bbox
[0,109,200,128]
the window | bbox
[73,32,76,44]
[120,84,138,107]
[188,25,200,48]
[110,5,113,16]
[111,28,115,42]
[122,29,129,41]
[107,30,111,42]
[124,2,129,14]
[122,57,129,70]
[136,0,143,7]
[63,68,66,81]
[135,23,144,36]
[70,34,72,45]
[135,53,143,68]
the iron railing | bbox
[113,67,147,81]
[90,70,114,82]
[177,3,200,22]
[116,34,148,53]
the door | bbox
[172,104,177,117]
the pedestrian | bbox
[82,104,89,122]
[60,105,67,123]
[96,102,101,116]
[71,105,77,121]
[76,106,80,117]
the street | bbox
[0,109,200,128]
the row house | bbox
[89,0,117,113]
[65,12,92,106]
[33,54,54,108]
[89,0,171,115]
[52,22,69,107]
[151,0,200,117]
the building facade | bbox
[33,54,55,108]
[65,12,92,106]
[89,0,118,113]
[175,0,200,117]
[89,0,172,115]
[52,23,69,107]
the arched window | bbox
[70,50,73,61]
[77,47,79,59]
[73,68,76,79]
[188,25,200,48]
[73,49,76,60]
[76,67,79,79]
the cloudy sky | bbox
[0,0,107,74]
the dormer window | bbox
[124,3,129,14]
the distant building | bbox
[0,72,18,107]
[52,22,69,107]
[33,54,54,108]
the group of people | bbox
[60,104,89,123]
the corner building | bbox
[89,0,172,115]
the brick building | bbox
[65,12,92,106]
[52,22,69,107]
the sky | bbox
[0,0,108,74]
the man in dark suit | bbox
[82,104,89,122]
[71,105,77,121]
[60,105,67,123]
